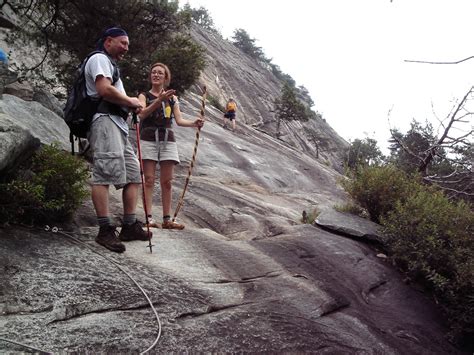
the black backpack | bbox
[63,50,119,153]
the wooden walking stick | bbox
[172,86,207,223]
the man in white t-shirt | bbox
[85,27,152,253]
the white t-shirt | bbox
[84,53,129,134]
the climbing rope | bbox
[0,337,52,354]
[172,85,207,223]
[54,227,162,354]
[1,225,162,354]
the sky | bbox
[183,0,474,153]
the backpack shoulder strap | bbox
[81,50,104,71]
[145,91,155,105]
[169,97,176,120]
[83,50,119,85]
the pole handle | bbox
[132,112,140,125]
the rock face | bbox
[0,94,69,149]
[0,94,69,175]
[190,25,349,173]
[0,215,452,355]
[0,225,459,354]
[0,26,461,354]
[0,91,461,354]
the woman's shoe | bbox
[146,218,161,228]
[162,220,185,230]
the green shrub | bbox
[207,95,225,112]
[340,163,474,348]
[340,165,417,223]
[334,203,368,218]
[382,187,474,347]
[0,143,89,225]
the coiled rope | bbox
[172,85,207,223]
[0,225,162,354]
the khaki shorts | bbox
[140,139,180,164]
[88,115,141,189]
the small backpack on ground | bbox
[226,101,236,112]
[63,50,119,154]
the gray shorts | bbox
[140,138,180,164]
[88,115,141,189]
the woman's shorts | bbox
[88,115,141,189]
[140,139,180,164]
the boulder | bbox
[0,63,17,97]
[0,94,69,150]
[0,94,69,175]
[315,209,386,244]
[33,87,64,117]
[0,116,39,173]
[4,80,34,101]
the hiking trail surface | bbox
[0,94,461,353]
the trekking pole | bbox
[133,112,154,253]
[172,85,207,223]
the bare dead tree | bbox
[402,56,474,199]
[390,86,474,200]
[405,55,474,65]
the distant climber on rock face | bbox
[223,98,237,131]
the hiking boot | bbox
[162,220,185,230]
[95,225,126,253]
[119,220,152,241]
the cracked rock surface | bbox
[1,220,459,353]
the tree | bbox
[231,28,267,63]
[296,85,314,107]
[273,82,308,138]
[308,131,330,159]
[3,0,206,96]
[231,27,312,102]
[388,120,438,173]
[269,63,296,87]
[389,87,474,201]
[150,35,206,95]
[345,137,383,169]
[182,4,217,33]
